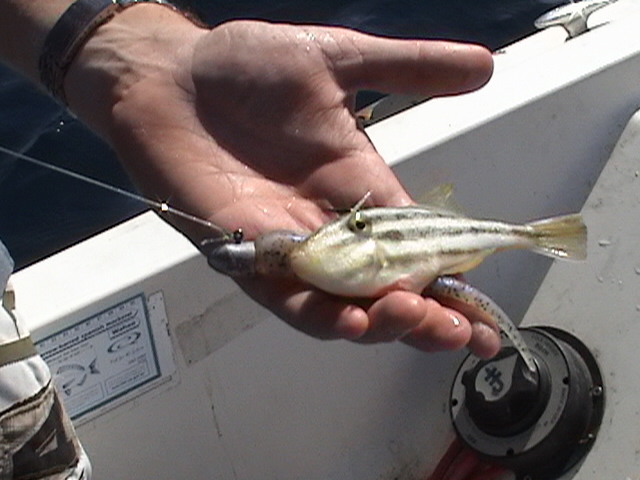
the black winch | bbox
[449,327,605,480]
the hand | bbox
[65,6,498,357]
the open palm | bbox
[67,15,498,356]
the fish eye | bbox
[348,212,371,234]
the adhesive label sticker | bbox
[35,293,172,421]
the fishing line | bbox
[0,144,231,239]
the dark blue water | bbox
[0,0,565,269]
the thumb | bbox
[315,28,493,97]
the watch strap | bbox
[38,0,179,104]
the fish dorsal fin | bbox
[351,191,372,213]
[346,191,372,228]
[323,191,372,215]
[418,183,465,216]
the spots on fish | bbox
[427,276,536,372]
[261,248,290,271]
[255,231,306,276]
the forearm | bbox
[0,0,73,81]
[0,1,207,137]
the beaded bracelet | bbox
[38,0,188,104]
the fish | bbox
[207,185,585,373]
[288,185,587,298]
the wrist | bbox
[63,2,207,137]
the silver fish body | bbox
[289,205,586,298]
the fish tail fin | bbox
[527,214,587,260]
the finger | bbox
[355,291,427,343]
[400,299,473,352]
[428,288,503,358]
[237,277,370,340]
[467,322,502,359]
[315,28,493,96]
